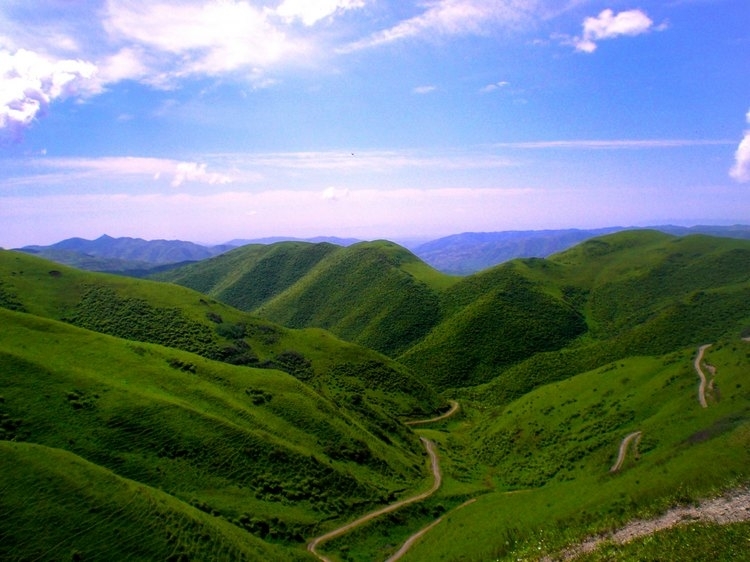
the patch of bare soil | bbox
[547,488,750,561]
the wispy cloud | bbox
[275,0,365,26]
[492,139,734,150]
[341,0,538,52]
[413,85,437,94]
[571,9,665,53]
[101,1,306,87]
[217,149,518,171]
[23,156,234,187]
[730,109,750,183]
[480,80,509,93]
[321,186,350,201]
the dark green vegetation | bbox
[3,229,750,561]
[159,231,750,394]
[157,240,456,357]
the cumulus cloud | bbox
[573,9,660,53]
[102,0,307,86]
[730,109,750,183]
[0,48,98,138]
[171,161,233,187]
[275,0,365,26]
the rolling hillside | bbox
[158,240,458,357]
[2,231,750,561]
[156,231,750,395]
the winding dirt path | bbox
[385,498,477,562]
[609,431,642,473]
[405,400,460,426]
[306,437,442,562]
[694,343,712,408]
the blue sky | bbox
[1,0,748,247]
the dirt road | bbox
[306,437,442,562]
[549,487,750,561]
[609,431,642,473]
[405,400,460,426]
[385,498,477,562]
[694,343,712,408]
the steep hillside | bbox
[454,232,750,402]
[0,308,435,560]
[0,249,442,420]
[397,264,586,389]
[157,240,458,357]
[255,241,457,357]
[153,241,340,310]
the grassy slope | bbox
[152,241,340,310]
[0,441,303,562]
[396,337,750,561]
[397,261,587,390]
[0,249,441,419]
[256,241,457,357]
[152,232,750,396]
[0,308,439,559]
[445,231,750,399]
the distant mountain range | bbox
[16,225,750,276]
[411,225,750,274]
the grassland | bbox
[3,230,750,561]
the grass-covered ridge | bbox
[0,249,441,418]
[157,231,750,394]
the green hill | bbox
[0,305,435,560]
[153,241,340,310]
[389,339,750,561]
[155,232,750,395]
[404,231,750,392]
[0,249,441,418]
[158,240,458,357]
[3,231,750,561]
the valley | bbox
[1,229,749,561]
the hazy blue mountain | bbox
[411,225,750,274]
[19,234,233,274]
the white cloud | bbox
[25,156,233,188]
[730,109,750,183]
[0,48,98,137]
[573,9,659,53]
[342,0,537,51]
[171,161,233,187]
[480,80,509,93]
[413,85,436,94]
[321,186,350,200]
[492,139,735,150]
[275,0,365,26]
[102,0,307,86]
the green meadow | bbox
[2,230,750,560]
